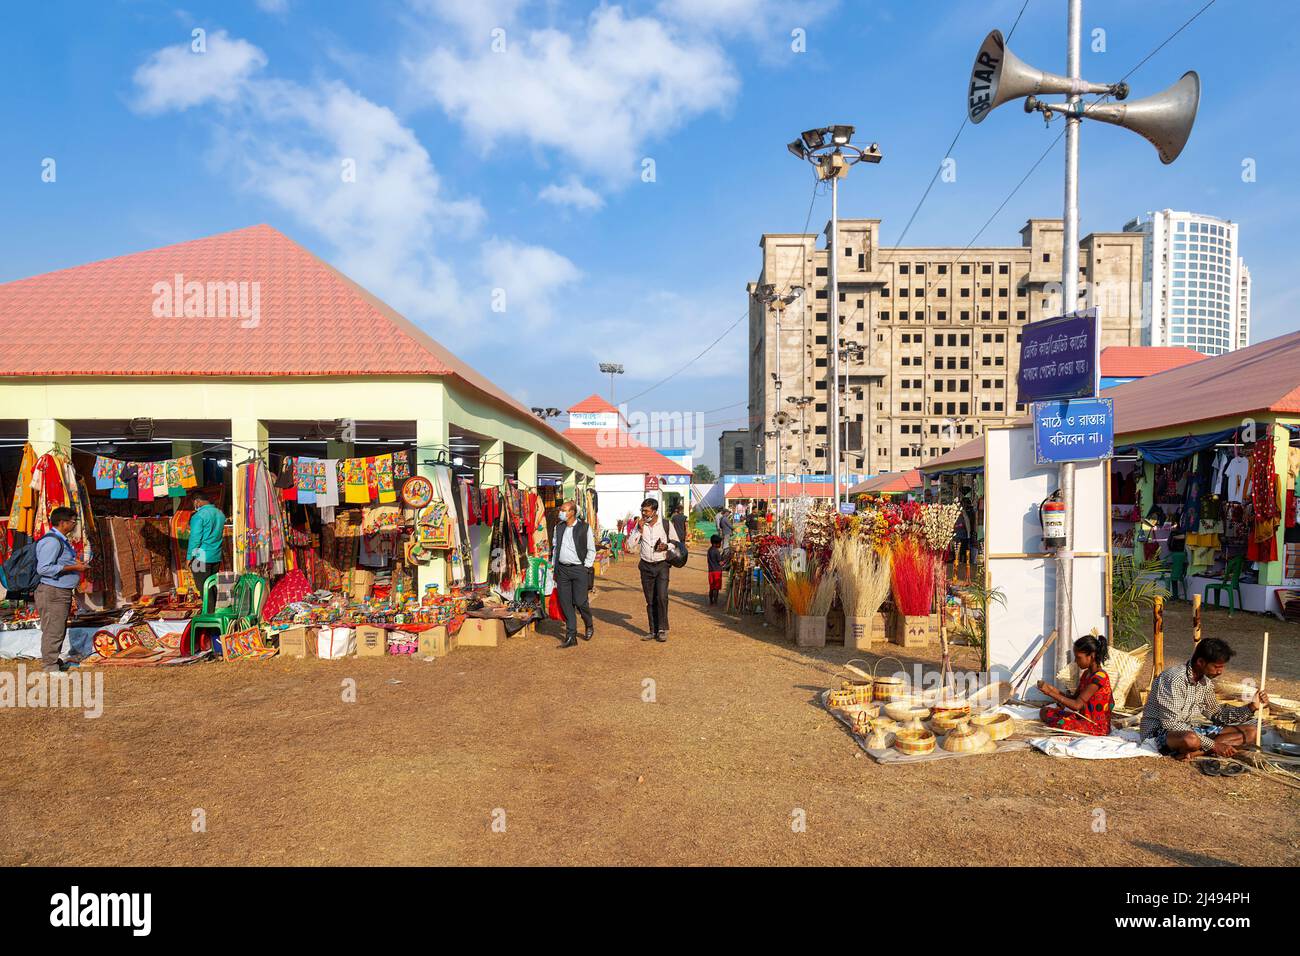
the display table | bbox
[0,620,189,660]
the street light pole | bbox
[786,127,882,510]
[598,362,624,404]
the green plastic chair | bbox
[189,572,268,655]
[1164,551,1189,601]
[1203,555,1245,615]
[516,556,550,603]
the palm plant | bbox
[951,563,1005,652]
[1111,554,1167,651]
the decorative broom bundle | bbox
[833,537,892,617]
[891,537,936,617]
[920,503,962,555]
[783,554,835,617]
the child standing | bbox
[706,534,725,606]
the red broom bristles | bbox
[891,538,935,616]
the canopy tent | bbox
[725,481,834,500]
[846,469,921,496]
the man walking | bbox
[625,497,682,643]
[717,507,733,548]
[187,491,226,598]
[34,507,87,673]
[550,499,595,649]
[671,502,688,550]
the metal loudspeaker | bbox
[1073,71,1200,165]
[968,29,1110,123]
[773,411,793,427]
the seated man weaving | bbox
[1140,638,1267,759]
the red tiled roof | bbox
[726,482,833,499]
[847,470,922,495]
[0,224,592,462]
[1100,346,1205,378]
[568,394,619,414]
[561,427,690,476]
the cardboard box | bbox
[349,569,375,601]
[417,625,454,658]
[457,618,506,648]
[277,625,312,658]
[356,624,388,657]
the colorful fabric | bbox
[152,461,168,499]
[392,449,411,481]
[1042,669,1112,735]
[295,457,317,505]
[93,457,119,490]
[376,454,396,504]
[137,463,156,502]
[262,568,312,622]
[178,455,198,489]
[166,459,185,497]
[344,458,369,503]
[365,457,379,501]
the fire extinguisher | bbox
[1040,490,1067,550]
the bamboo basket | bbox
[827,689,857,710]
[1275,723,1300,746]
[929,711,968,736]
[865,726,894,750]
[870,717,898,734]
[941,719,996,754]
[885,701,931,723]
[970,711,1014,742]
[840,679,875,705]
[893,728,936,756]
[930,700,971,721]
[871,656,908,701]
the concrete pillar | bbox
[517,450,538,489]
[28,418,70,457]
[417,416,449,596]
[562,468,577,503]
[230,418,268,571]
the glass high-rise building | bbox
[1124,210,1250,356]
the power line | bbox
[623,171,825,405]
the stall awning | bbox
[1116,427,1247,464]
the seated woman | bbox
[1036,634,1113,735]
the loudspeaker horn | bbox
[968,29,1109,123]
[1079,71,1200,164]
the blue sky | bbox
[3,0,1295,469]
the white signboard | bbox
[983,426,1109,694]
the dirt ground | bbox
[1,554,1296,867]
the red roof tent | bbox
[567,394,619,414]
[561,427,690,477]
[726,482,834,499]
[847,469,922,495]
[0,225,592,461]
[1100,346,1205,378]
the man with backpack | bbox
[34,507,87,673]
[624,497,684,643]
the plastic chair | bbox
[516,556,550,603]
[1203,555,1245,615]
[1164,551,1189,600]
[189,572,268,655]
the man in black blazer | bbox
[550,499,596,649]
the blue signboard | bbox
[1033,398,1114,464]
[1017,309,1097,404]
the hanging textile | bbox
[344,458,369,503]
[238,459,286,572]
[376,455,396,504]
[295,457,318,505]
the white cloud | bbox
[132,29,267,114]
[256,0,290,13]
[538,177,604,211]
[656,0,838,43]
[480,238,582,326]
[409,0,524,40]
[130,32,579,337]
[406,5,739,181]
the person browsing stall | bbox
[624,497,682,643]
[1036,633,1113,736]
[706,534,725,606]
[186,491,226,599]
[550,499,596,649]
[34,507,88,673]
[1140,638,1267,759]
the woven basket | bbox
[930,711,968,736]
[970,711,1014,741]
[871,656,908,701]
[828,689,857,710]
[865,727,894,750]
[870,717,898,734]
[941,719,995,754]
[1275,723,1300,746]
[930,700,971,721]
[885,700,924,722]
[894,728,936,756]
[840,679,875,705]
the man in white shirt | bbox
[551,499,596,649]
[624,497,681,642]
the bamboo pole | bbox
[1192,594,1202,644]
[1151,595,1165,688]
[1256,631,1269,748]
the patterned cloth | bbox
[1140,662,1254,751]
[1042,669,1112,735]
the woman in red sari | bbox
[1036,634,1113,735]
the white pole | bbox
[775,300,782,529]
[829,167,841,508]
[1056,0,1083,672]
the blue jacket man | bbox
[187,492,226,599]
[34,507,87,672]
